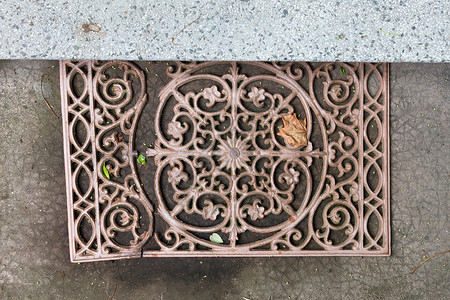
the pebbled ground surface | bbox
[0,61,448,299]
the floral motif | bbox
[201,200,224,221]
[168,120,188,141]
[329,84,343,100]
[203,86,221,101]
[248,86,266,107]
[168,164,188,185]
[243,201,265,221]
[281,167,300,186]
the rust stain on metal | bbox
[60,61,390,262]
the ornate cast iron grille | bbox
[60,61,390,262]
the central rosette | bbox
[229,148,239,158]
[216,136,250,173]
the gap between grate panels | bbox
[60,61,390,262]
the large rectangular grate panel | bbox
[60,61,390,262]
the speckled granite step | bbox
[1,1,448,61]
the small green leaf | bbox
[137,153,147,166]
[102,163,110,180]
[209,233,224,244]
[340,67,346,75]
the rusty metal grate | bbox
[60,61,390,262]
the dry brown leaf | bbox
[277,113,308,147]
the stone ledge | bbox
[0,0,448,62]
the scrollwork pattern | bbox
[61,61,153,261]
[93,61,153,253]
[149,62,389,254]
[149,62,327,250]
[62,61,389,260]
